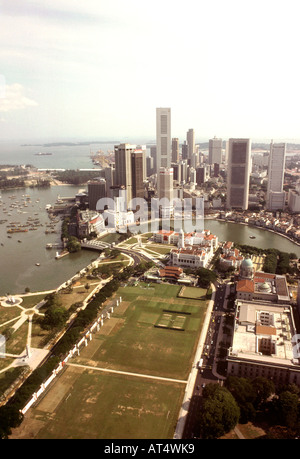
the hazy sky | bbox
[0,0,300,142]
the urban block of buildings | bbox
[227,256,300,386]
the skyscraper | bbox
[172,138,179,163]
[226,138,251,210]
[187,128,195,164]
[114,143,135,208]
[267,142,286,210]
[158,167,174,217]
[88,178,106,211]
[208,137,222,165]
[182,141,188,161]
[156,107,171,172]
[131,150,145,200]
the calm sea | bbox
[0,141,118,169]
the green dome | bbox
[241,257,253,268]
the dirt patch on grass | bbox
[99,317,125,336]
[115,301,130,315]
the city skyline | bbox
[0,1,300,142]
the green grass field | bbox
[13,281,209,439]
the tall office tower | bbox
[88,178,106,210]
[156,107,171,172]
[172,138,179,163]
[136,145,147,182]
[158,167,174,217]
[131,150,145,200]
[150,145,157,174]
[172,163,181,183]
[114,143,136,208]
[267,142,286,211]
[179,160,188,184]
[146,155,154,177]
[226,138,251,210]
[182,141,188,160]
[208,137,222,165]
[187,128,195,163]
[104,165,115,199]
[196,165,210,185]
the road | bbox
[182,281,231,439]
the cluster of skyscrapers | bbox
[87,107,287,217]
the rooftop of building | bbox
[229,301,297,366]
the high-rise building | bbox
[187,129,195,163]
[158,167,174,217]
[267,142,286,211]
[88,178,106,211]
[131,150,145,200]
[226,138,251,210]
[208,137,222,165]
[156,107,171,172]
[114,143,136,208]
[146,155,154,177]
[182,141,188,161]
[172,138,179,163]
[150,145,157,174]
[104,165,115,199]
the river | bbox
[1,185,300,296]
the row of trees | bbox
[235,244,298,275]
[53,170,102,185]
[198,376,300,439]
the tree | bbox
[195,267,217,288]
[42,304,68,329]
[67,236,81,253]
[198,384,240,438]
[225,376,256,423]
[272,391,299,429]
[252,376,275,408]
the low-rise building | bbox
[236,272,290,304]
[169,246,210,269]
[227,300,300,386]
[77,210,105,237]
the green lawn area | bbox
[76,282,208,380]
[178,286,208,299]
[19,281,208,439]
[34,371,185,439]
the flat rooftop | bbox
[230,301,296,366]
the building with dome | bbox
[236,255,290,304]
[239,255,255,280]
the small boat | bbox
[249,236,256,239]
[35,263,40,266]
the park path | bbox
[67,362,187,385]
